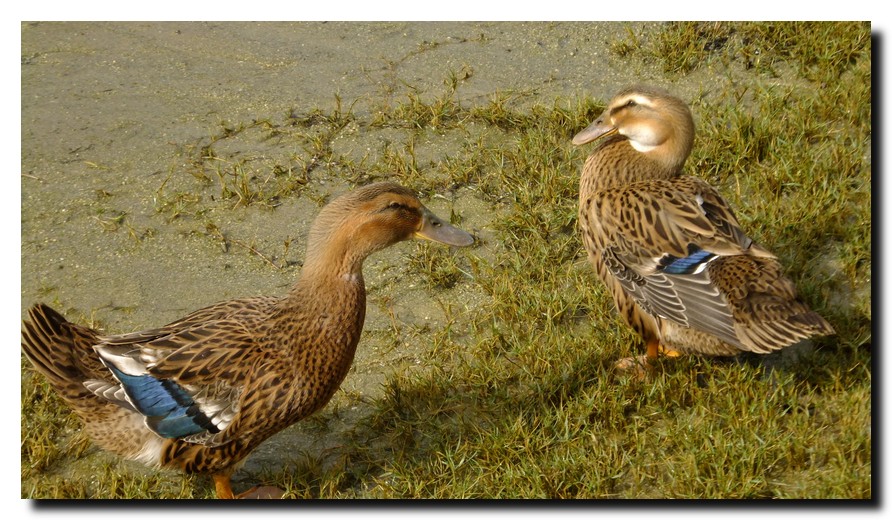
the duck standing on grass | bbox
[572,85,834,374]
[21,182,474,499]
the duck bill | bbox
[415,207,475,247]
[571,112,618,145]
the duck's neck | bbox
[581,135,688,195]
[303,236,369,281]
[280,236,368,375]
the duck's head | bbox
[304,182,474,277]
[572,85,695,171]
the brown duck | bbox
[21,182,474,498]
[572,85,834,370]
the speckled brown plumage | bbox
[21,182,474,499]
[573,85,834,362]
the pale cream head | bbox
[572,85,695,172]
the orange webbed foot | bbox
[214,474,285,499]
[659,344,682,358]
[236,485,286,499]
[614,339,679,380]
[614,354,652,381]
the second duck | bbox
[572,85,834,370]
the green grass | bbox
[612,21,869,79]
[22,22,871,499]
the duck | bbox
[571,85,834,371]
[21,181,475,499]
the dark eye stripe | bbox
[378,201,411,213]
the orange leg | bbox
[214,473,236,499]
[646,338,660,360]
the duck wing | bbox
[589,176,774,349]
[85,317,263,447]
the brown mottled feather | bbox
[21,181,474,498]
[573,85,834,359]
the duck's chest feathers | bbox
[269,283,367,419]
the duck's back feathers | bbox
[586,176,772,266]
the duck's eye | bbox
[625,99,637,108]
[388,201,405,210]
